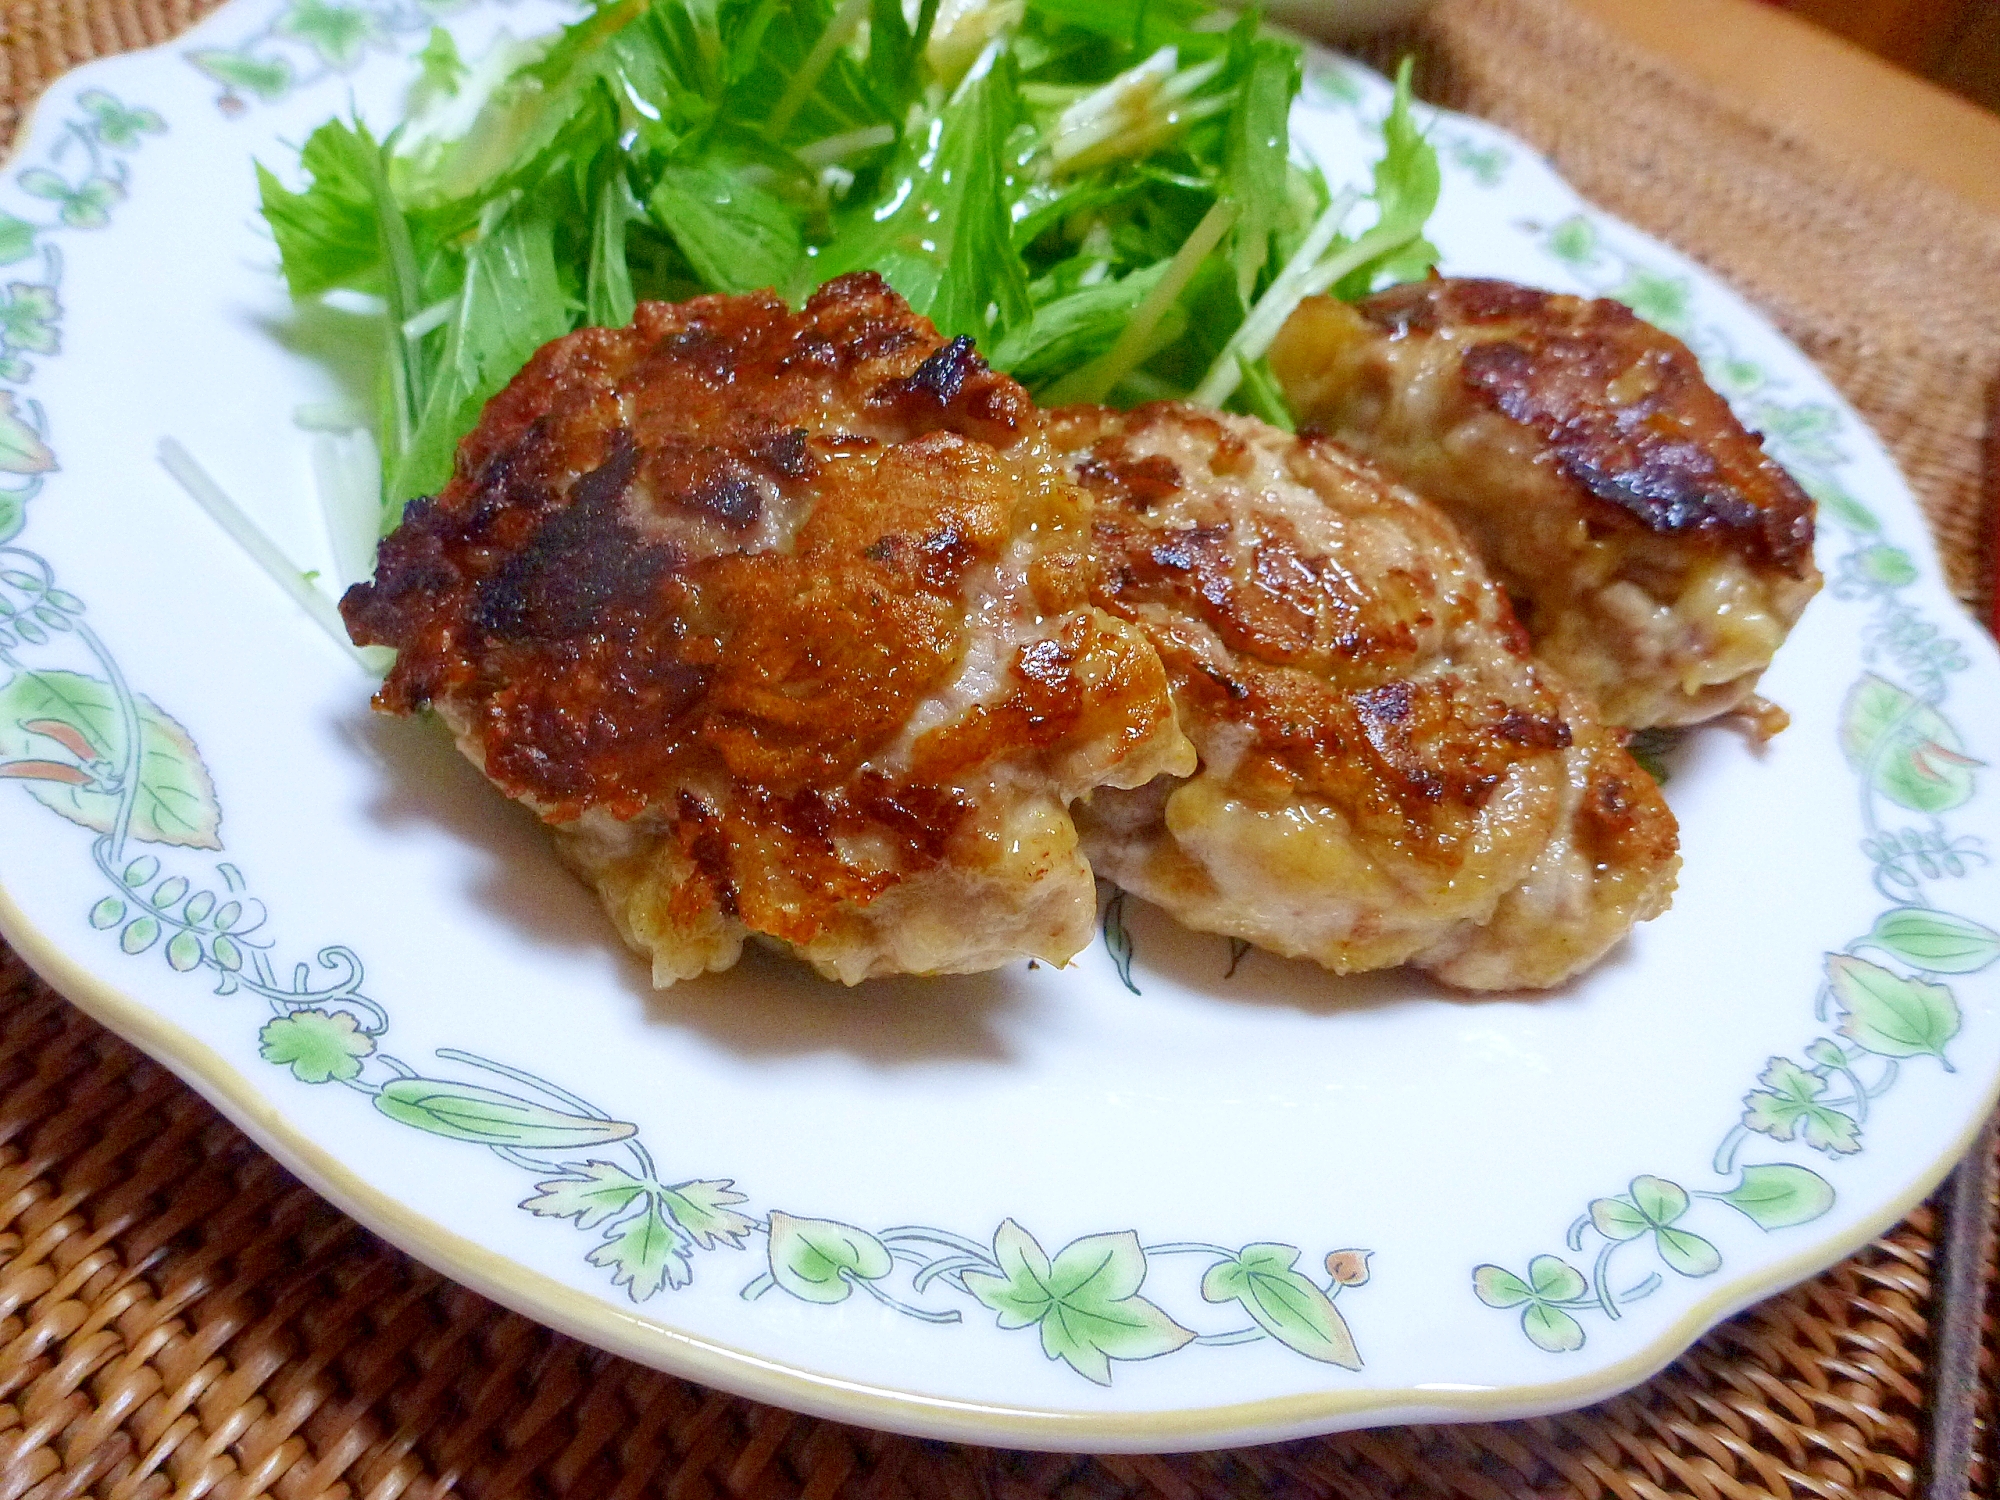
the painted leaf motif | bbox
[1717,1164,1836,1229]
[1200,1244,1361,1368]
[1655,1227,1721,1278]
[1545,214,1596,266]
[1521,1302,1585,1353]
[520,1160,647,1230]
[1839,675,1979,814]
[258,1008,373,1083]
[1629,1175,1689,1225]
[1588,1197,1649,1241]
[0,284,60,356]
[187,49,295,100]
[276,0,382,66]
[1827,953,1961,1064]
[659,1180,754,1249]
[1856,544,1918,587]
[1740,1057,1861,1154]
[0,669,219,847]
[965,1221,1193,1384]
[373,1078,639,1146]
[766,1212,891,1304]
[1869,908,2000,974]
[0,392,53,474]
[1802,473,1879,534]
[1527,1255,1586,1302]
[1471,1265,1531,1309]
[586,1201,688,1300]
[0,215,34,267]
[1612,269,1691,335]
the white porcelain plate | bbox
[2,0,1997,1453]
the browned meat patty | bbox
[342,274,1193,985]
[1269,278,1821,728]
[1055,402,1680,990]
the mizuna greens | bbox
[258,0,1440,520]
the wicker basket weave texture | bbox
[0,0,1996,1494]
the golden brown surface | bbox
[1056,402,1679,989]
[343,275,1192,985]
[1270,278,1823,727]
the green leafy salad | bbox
[258,0,1441,526]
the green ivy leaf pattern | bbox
[187,49,296,101]
[1201,1244,1360,1368]
[1827,954,1962,1066]
[1867,908,2000,974]
[258,1008,374,1082]
[1740,1059,1861,1154]
[964,1221,1194,1385]
[587,1200,690,1300]
[0,668,221,847]
[0,285,59,358]
[521,1161,649,1231]
[766,1212,893,1303]
[374,1078,640,1147]
[1472,1257,1587,1353]
[77,90,164,149]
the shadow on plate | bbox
[341,706,1032,1066]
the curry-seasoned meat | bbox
[342,275,1193,986]
[1269,279,1821,728]
[1056,403,1678,990]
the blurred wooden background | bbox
[1776,0,2000,111]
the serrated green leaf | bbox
[0,669,220,848]
[374,1077,638,1145]
[1717,1163,1836,1229]
[1869,908,2000,974]
[1741,1057,1861,1154]
[649,159,800,298]
[258,1008,374,1083]
[521,1160,648,1229]
[659,1180,754,1249]
[1200,1242,1360,1367]
[1828,953,1961,1064]
[965,1220,1191,1383]
[586,1200,688,1300]
[766,1211,892,1303]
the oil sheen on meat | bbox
[1269,279,1820,728]
[1055,403,1680,989]
[342,275,1194,986]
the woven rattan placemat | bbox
[1,0,1998,1493]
